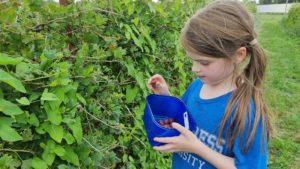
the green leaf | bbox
[135,72,145,90]
[0,99,24,116]
[15,113,28,124]
[67,117,82,144]
[0,121,23,142]
[0,154,20,168]
[77,144,91,160]
[28,113,39,127]
[126,86,139,103]
[44,102,62,125]
[46,124,63,143]
[41,140,56,166]
[153,3,167,17]
[0,116,14,125]
[124,24,142,50]
[132,17,139,26]
[0,7,17,24]
[60,146,79,166]
[124,0,130,5]
[42,152,55,166]
[63,132,75,144]
[16,97,30,105]
[128,3,135,15]
[0,69,26,93]
[76,93,86,105]
[29,92,41,102]
[35,122,47,134]
[0,88,3,99]
[113,48,126,59]
[0,53,22,65]
[125,61,136,76]
[16,62,32,79]
[21,159,32,169]
[0,154,13,168]
[147,2,156,13]
[31,157,48,169]
[125,31,131,40]
[54,145,65,157]
[41,89,59,101]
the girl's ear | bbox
[235,47,247,64]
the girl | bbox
[147,1,271,169]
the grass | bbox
[256,14,300,169]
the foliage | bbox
[244,0,257,13]
[282,3,300,36]
[257,14,300,169]
[0,0,204,168]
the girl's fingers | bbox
[147,74,169,95]
[148,81,163,92]
[171,122,189,136]
[154,137,174,144]
[148,75,164,85]
[153,144,175,152]
[148,77,159,87]
[147,78,154,87]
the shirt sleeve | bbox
[232,103,268,169]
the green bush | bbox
[244,0,257,13]
[0,0,203,168]
[283,3,300,36]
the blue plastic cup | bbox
[143,94,196,146]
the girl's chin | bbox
[197,76,207,82]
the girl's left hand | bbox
[153,122,200,153]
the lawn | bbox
[256,14,300,169]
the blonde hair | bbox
[180,0,271,153]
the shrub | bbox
[283,3,300,36]
[0,0,203,168]
[244,0,257,13]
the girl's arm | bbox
[153,122,236,169]
[193,139,236,169]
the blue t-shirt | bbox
[172,79,268,169]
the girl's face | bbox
[187,51,235,86]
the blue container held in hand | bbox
[143,94,197,146]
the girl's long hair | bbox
[180,0,271,153]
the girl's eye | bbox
[201,62,210,66]
[192,60,211,66]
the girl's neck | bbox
[200,75,236,99]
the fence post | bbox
[285,0,288,13]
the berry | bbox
[157,118,174,128]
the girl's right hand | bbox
[147,74,171,96]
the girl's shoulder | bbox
[181,78,203,102]
[187,78,203,90]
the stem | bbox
[82,137,101,153]
[81,107,121,130]
[29,7,121,31]
[124,106,147,148]
[0,148,35,155]
[22,72,60,82]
